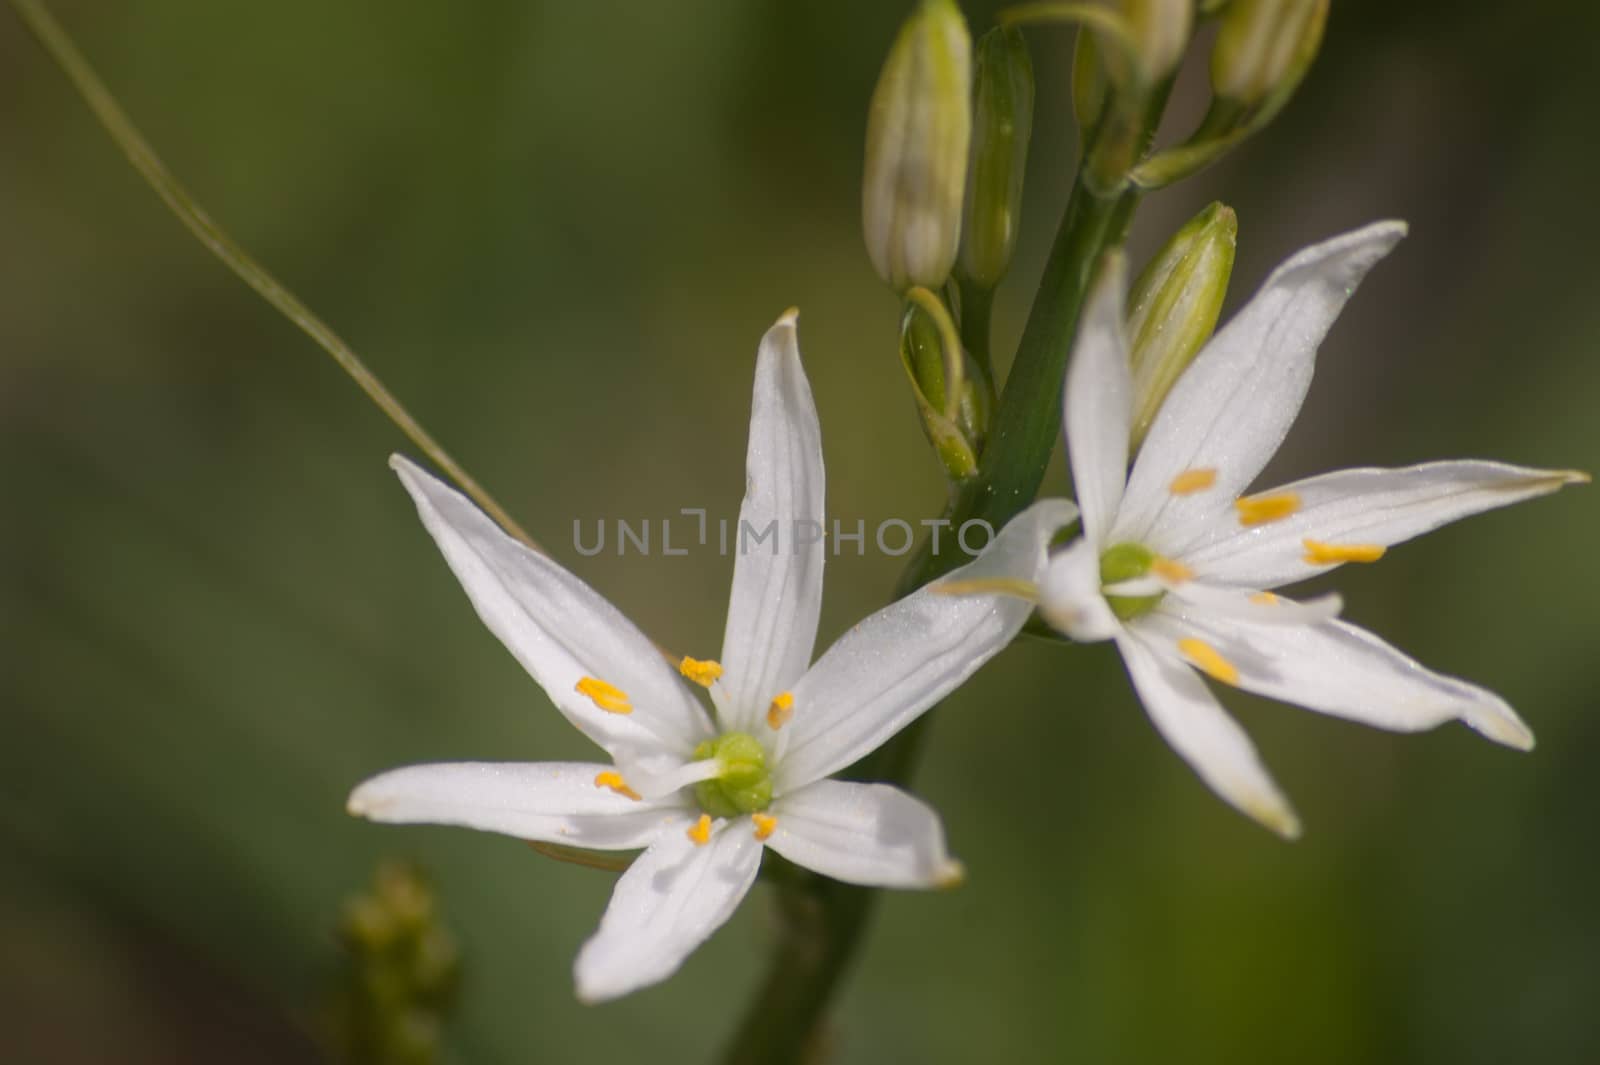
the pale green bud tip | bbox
[692,733,773,817]
[1123,0,1194,83]
[959,26,1033,289]
[1126,201,1236,449]
[1210,0,1328,105]
[863,0,973,291]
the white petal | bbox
[718,311,828,732]
[1064,254,1132,543]
[346,762,685,850]
[775,499,1078,791]
[1114,222,1408,550]
[391,456,712,763]
[1138,610,1534,750]
[1038,537,1121,642]
[573,817,762,1003]
[1162,581,1343,625]
[765,780,963,889]
[1180,461,1588,589]
[1115,632,1301,838]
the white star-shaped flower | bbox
[348,310,1076,1001]
[1038,222,1586,837]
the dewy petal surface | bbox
[766,780,962,888]
[1065,254,1132,543]
[776,498,1078,791]
[346,762,684,850]
[391,456,713,764]
[1115,222,1408,551]
[1140,610,1534,749]
[1115,632,1301,838]
[1180,460,1589,589]
[719,312,827,729]
[574,818,762,1003]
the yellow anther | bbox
[1178,637,1241,686]
[1302,539,1386,565]
[687,813,713,846]
[1151,557,1194,583]
[575,676,632,714]
[1249,591,1281,606]
[593,771,641,802]
[1235,492,1301,526]
[1169,467,1218,495]
[678,656,724,688]
[751,813,778,841]
[767,692,796,731]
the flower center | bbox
[691,732,773,817]
[1099,541,1164,621]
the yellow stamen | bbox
[766,692,795,731]
[1177,637,1240,686]
[1168,467,1218,495]
[1249,591,1281,606]
[687,813,712,846]
[1302,538,1386,565]
[1151,557,1194,583]
[678,656,724,688]
[575,676,632,714]
[1235,492,1301,526]
[593,771,640,801]
[751,813,778,841]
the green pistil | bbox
[691,732,773,817]
[1099,540,1164,621]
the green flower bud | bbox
[899,288,985,481]
[958,26,1033,289]
[1123,0,1193,84]
[1210,0,1328,107]
[1126,202,1236,449]
[863,0,972,292]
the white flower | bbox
[348,310,1077,1002]
[1038,222,1587,837]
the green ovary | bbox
[691,732,773,817]
[1099,540,1164,621]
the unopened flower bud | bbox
[1211,0,1328,107]
[900,288,985,480]
[863,0,972,291]
[1122,0,1193,84]
[1126,202,1236,448]
[959,26,1033,289]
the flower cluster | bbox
[349,226,1583,1000]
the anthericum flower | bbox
[1036,222,1587,837]
[348,310,1076,1001]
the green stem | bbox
[956,277,994,375]
[6,0,541,554]
[720,75,1174,1065]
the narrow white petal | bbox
[1180,461,1588,589]
[718,311,828,732]
[1114,222,1408,550]
[775,499,1078,791]
[1115,633,1301,838]
[1065,255,1132,543]
[1139,610,1534,750]
[391,456,712,762]
[1162,581,1343,624]
[1038,537,1121,642]
[623,757,725,801]
[765,780,963,889]
[573,818,762,1003]
[346,762,685,850]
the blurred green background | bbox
[3,1,1597,1061]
